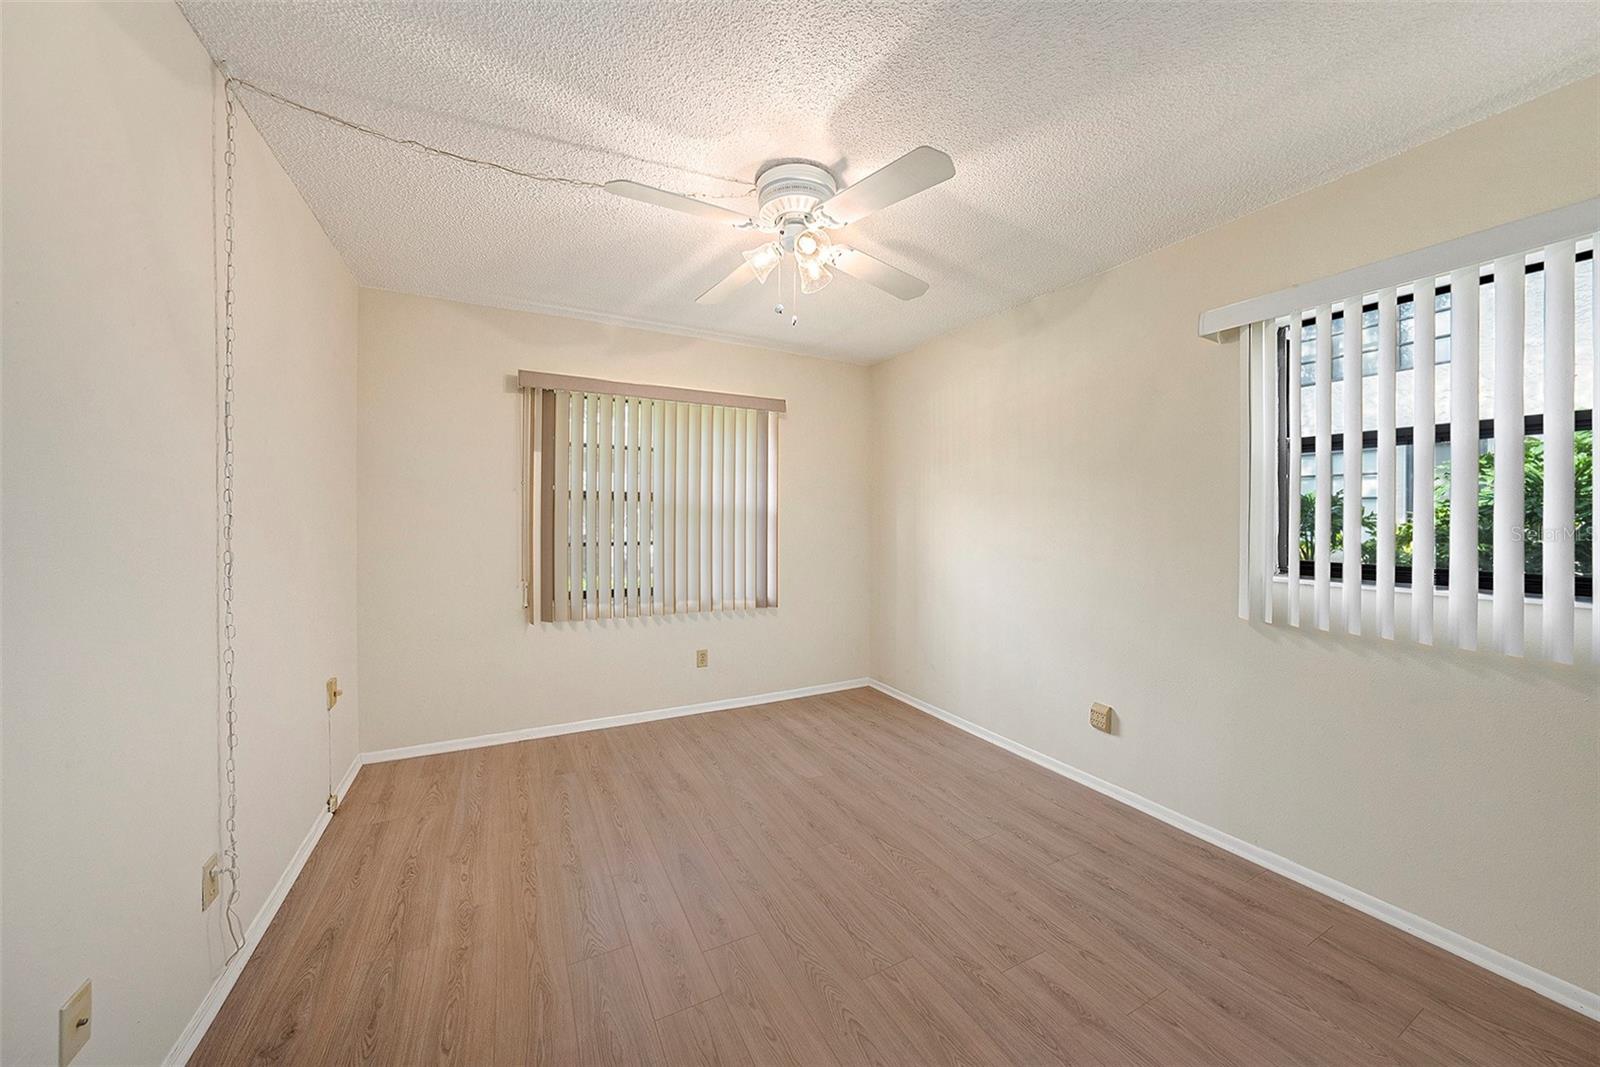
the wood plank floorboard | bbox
[190,687,1600,1065]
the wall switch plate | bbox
[695,649,708,668]
[59,979,91,1067]
[1089,703,1114,733]
[201,854,221,911]
[326,676,342,711]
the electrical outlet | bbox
[201,854,221,911]
[1089,703,1114,733]
[59,979,91,1067]
[695,649,708,668]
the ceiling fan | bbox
[605,146,955,305]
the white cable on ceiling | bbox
[226,75,756,203]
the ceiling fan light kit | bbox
[604,146,954,315]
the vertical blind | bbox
[1233,224,1596,665]
[520,372,782,623]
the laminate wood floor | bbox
[191,687,1599,1065]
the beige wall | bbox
[1,3,359,1063]
[356,289,872,751]
[869,77,1600,994]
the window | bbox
[1213,202,1597,663]
[1276,253,1595,602]
[521,372,782,622]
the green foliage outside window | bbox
[1298,429,1595,577]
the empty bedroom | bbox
[3,1,1598,1064]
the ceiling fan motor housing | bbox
[755,161,837,231]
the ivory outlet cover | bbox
[59,979,91,1067]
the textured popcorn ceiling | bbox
[180,1,1598,363]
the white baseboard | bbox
[360,678,873,764]
[867,679,1600,1022]
[163,756,364,1066]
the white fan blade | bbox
[830,247,929,300]
[696,259,758,304]
[814,146,954,227]
[604,180,752,226]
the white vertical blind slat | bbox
[552,390,571,623]
[1542,242,1576,664]
[641,399,655,613]
[1412,279,1437,645]
[1314,305,1334,630]
[1256,321,1276,624]
[1491,255,1525,656]
[1237,327,1252,620]
[1448,267,1479,651]
[1286,315,1302,627]
[1376,290,1397,639]
[1342,295,1363,636]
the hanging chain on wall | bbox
[220,78,246,958]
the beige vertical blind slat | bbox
[708,405,722,608]
[603,393,619,618]
[679,403,692,611]
[700,403,714,611]
[734,407,747,608]
[768,412,780,607]
[724,407,737,609]
[1491,255,1525,656]
[552,391,570,622]
[1542,241,1576,664]
[685,404,700,611]
[1286,314,1302,627]
[568,391,585,621]
[614,396,626,617]
[633,397,647,613]
[1448,267,1479,651]
[745,408,759,609]
[756,411,769,608]
[640,399,654,614]
[1375,290,1397,640]
[634,398,647,614]
[539,389,557,623]
[655,399,668,613]
[660,400,675,614]
[1412,278,1437,646]
[588,395,601,617]
[1313,304,1334,631]
[1341,294,1363,636]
